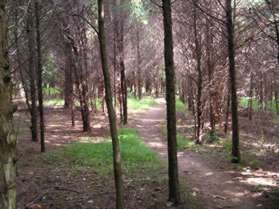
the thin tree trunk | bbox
[64,43,73,109]
[98,1,124,208]
[27,4,38,142]
[0,1,17,208]
[275,81,279,115]
[206,19,215,136]
[72,44,91,132]
[35,0,45,152]
[120,61,127,124]
[224,92,230,135]
[248,73,253,121]
[113,0,127,125]
[162,0,180,204]
[225,0,240,163]
[136,26,142,100]
[193,2,202,144]
[118,0,127,125]
[14,2,31,112]
[265,0,279,64]
[187,76,194,113]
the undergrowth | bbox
[127,96,156,111]
[45,128,161,176]
[160,126,197,151]
[176,98,187,113]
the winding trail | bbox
[129,99,258,209]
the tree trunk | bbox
[265,0,279,64]
[35,0,45,152]
[274,80,279,115]
[224,92,230,135]
[27,3,38,142]
[225,0,240,163]
[72,44,91,132]
[120,61,127,124]
[119,17,127,124]
[162,0,180,204]
[14,1,31,112]
[206,18,215,136]
[114,0,128,125]
[64,43,74,109]
[98,1,124,208]
[248,73,253,121]
[0,1,17,208]
[187,76,194,113]
[136,25,142,100]
[64,42,75,126]
[193,2,202,144]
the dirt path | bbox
[129,99,260,209]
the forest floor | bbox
[129,98,279,209]
[15,98,279,209]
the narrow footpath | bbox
[129,99,258,209]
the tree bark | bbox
[98,0,124,208]
[248,73,253,121]
[14,1,31,112]
[193,2,203,144]
[136,25,142,100]
[162,0,180,204]
[27,3,38,142]
[225,0,240,163]
[0,1,17,208]
[224,92,230,135]
[64,43,74,109]
[35,0,45,152]
[113,0,128,125]
[205,18,215,136]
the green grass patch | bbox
[45,128,161,176]
[44,97,103,110]
[128,96,156,111]
[240,96,278,113]
[43,85,62,96]
[44,98,64,106]
[160,126,197,151]
[204,133,219,143]
[90,98,103,111]
[223,141,232,153]
[177,133,197,150]
[176,98,187,113]
[270,188,279,200]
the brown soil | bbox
[16,106,192,209]
[129,99,279,209]
[16,100,279,209]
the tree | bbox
[0,0,17,208]
[225,0,240,163]
[162,0,180,204]
[35,0,45,152]
[26,1,38,142]
[98,0,125,208]
[192,0,203,143]
[114,0,128,125]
